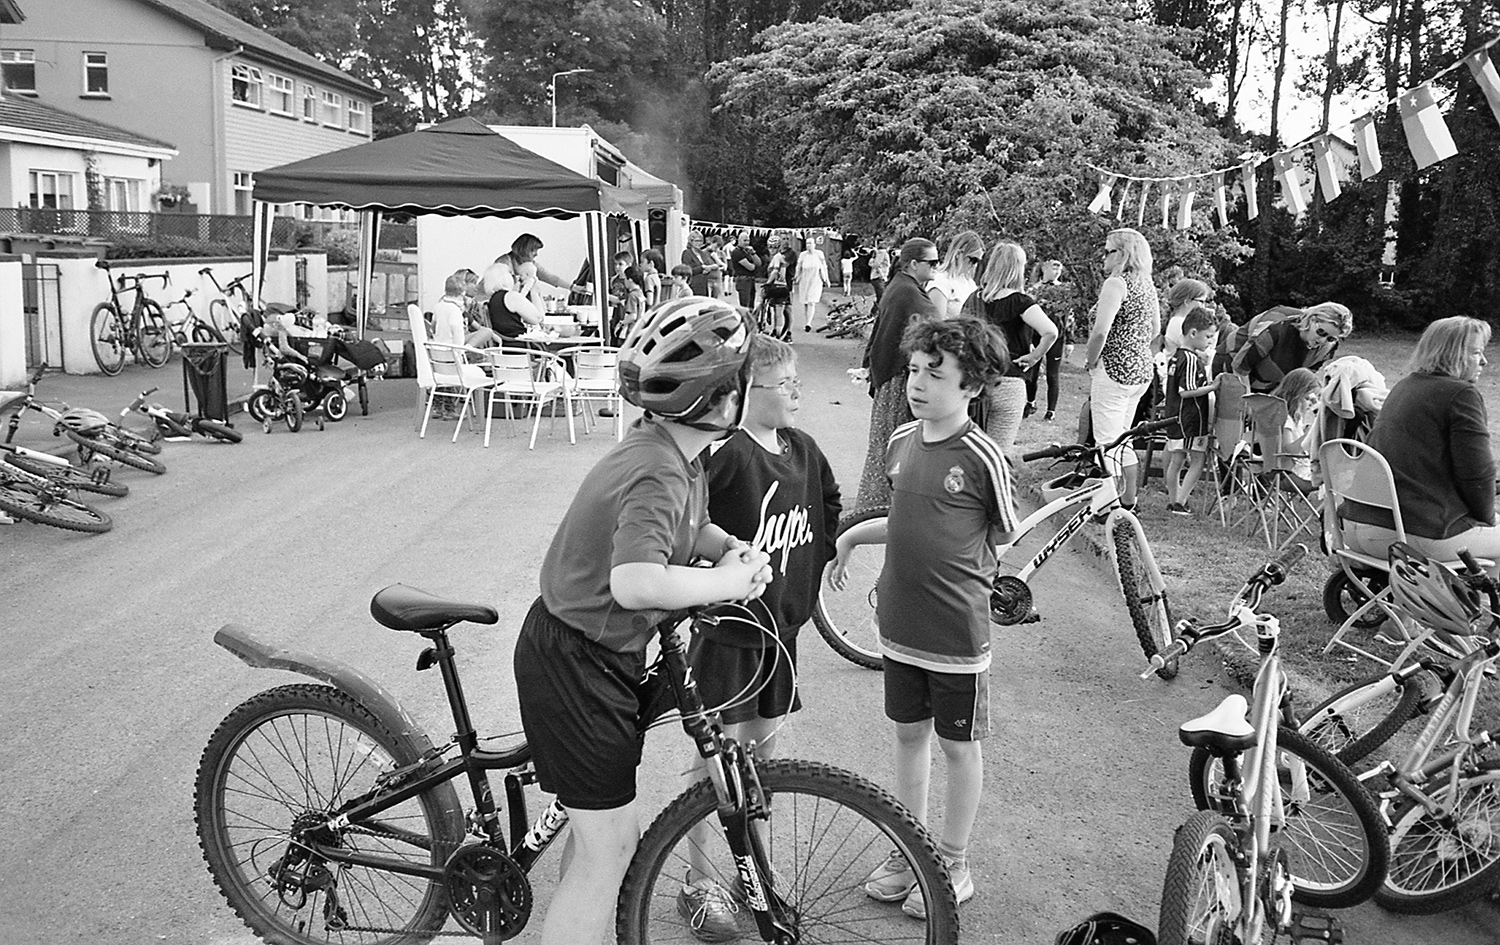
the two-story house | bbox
[0,0,381,215]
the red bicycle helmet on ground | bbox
[1388,542,1490,638]
[618,296,752,425]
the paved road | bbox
[2,325,1495,943]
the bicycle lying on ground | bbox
[5,366,166,474]
[1150,544,1390,945]
[817,295,875,339]
[196,588,960,945]
[198,266,254,356]
[814,417,1178,675]
[1296,543,1500,914]
[90,260,173,375]
[0,443,114,532]
[120,387,242,444]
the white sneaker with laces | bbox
[863,850,917,902]
[901,860,974,919]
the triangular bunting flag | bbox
[1088,174,1117,214]
[1273,152,1308,214]
[1399,83,1458,170]
[1312,137,1342,202]
[1468,49,1500,128]
[1214,173,1229,227]
[1159,183,1173,229]
[1136,180,1151,227]
[1177,182,1196,230]
[1353,114,1381,179]
[1241,162,1258,221]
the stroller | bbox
[248,315,386,429]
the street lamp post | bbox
[550,68,594,127]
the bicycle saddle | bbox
[370,584,498,632]
[1178,694,1258,754]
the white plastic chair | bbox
[559,345,623,441]
[407,303,437,432]
[484,347,574,449]
[422,342,494,442]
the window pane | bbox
[85,52,108,94]
[2,49,36,93]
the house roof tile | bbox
[0,93,176,152]
[136,0,381,98]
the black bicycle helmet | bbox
[618,296,751,425]
[1388,542,1488,638]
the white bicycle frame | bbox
[997,473,1124,582]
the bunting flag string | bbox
[1080,35,1499,226]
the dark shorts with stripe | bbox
[689,631,803,725]
[882,657,990,741]
[513,597,648,811]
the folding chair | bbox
[1318,438,1490,663]
[421,342,495,442]
[1244,392,1322,551]
[483,347,574,449]
[559,345,624,441]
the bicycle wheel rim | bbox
[1298,674,1421,766]
[3,454,129,497]
[140,301,173,366]
[1381,764,1500,910]
[1158,811,1241,945]
[197,686,455,945]
[810,509,887,671]
[90,304,127,375]
[0,482,112,532]
[1111,512,1177,679]
[618,758,959,945]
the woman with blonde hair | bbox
[930,230,985,318]
[1083,227,1159,509]
[976,241,1058,448]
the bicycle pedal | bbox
[1020,610,1041,624]
[1287,908,1342,945]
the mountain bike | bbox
[121,387,242,444]
[1150,545,1390,945]
[0,445,113,532]
[199,266,253,356]
[196,588,961,945]
[90,260,173,375]
[1294,544,1500,914]
[4,365,167,475]
[1,442,128,498]
[815,417,1178,674]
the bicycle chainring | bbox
[990,576,1037,625]
[444,843,532,941]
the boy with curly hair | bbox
[830,316,1017,918]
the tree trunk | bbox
[1319,0,1344,132]
[1224,0,1245,126]
[1268,0,1294,147]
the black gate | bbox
[21,263,61,369]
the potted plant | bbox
[155,184,192,212]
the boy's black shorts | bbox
[513,597,648,811]
[882,657,990,741]
[688,631,803,725]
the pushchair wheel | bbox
[321,390,348,422]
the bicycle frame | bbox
[998,473,1118,583]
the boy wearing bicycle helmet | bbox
[829,316,1017,919]
[513,296,774,945]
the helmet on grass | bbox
[1387,542,1490,638]
[618,296,751,428]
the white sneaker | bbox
[863,850,917,902]
[901,861,974,919]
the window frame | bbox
[347,98,367,135]
[1,48,37,95]
[301,84,318,123]
[265,73,294,116]
[82,51,109,97]
[28,169,76,210]
[232,171,254,216]
[320,90,343,129]
[103,176,143,212]
[230,63,263,109]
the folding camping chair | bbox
[1243,392,1322,550]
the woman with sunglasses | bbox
[1237,301,1353,394]
[929,230,985,318]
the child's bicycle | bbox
[196,589,961,945]
[813,417,1180,676]
[1149,545,1390,945]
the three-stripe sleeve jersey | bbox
[878,419,1018,672]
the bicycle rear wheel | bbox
[195,683,465,945]
[1109,510,1178,679]
[1188,726,1388,908]
[66,430,167,474]
[1376,760,1500,914]
[0,481,112,532]
[618,758,959,945]
[3,453,129,497]
[194,418,243,443]
[207,298,244,356]
[90,302,128,376]
[811,508,887,670]
[1157,811,1243,945]
[1298,672,1424,765]
[139,299,173,367]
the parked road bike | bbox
[815,417,1178,675]
[198,266,254,356]
[0,443,113,533]
[90,259,173,375]
[1150,545,1390,945]
[5,366,166,475]
[1296,543,1500,914]
[196,588,961,945]
[121,387,242,444]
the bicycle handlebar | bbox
[1021,417,1178,464]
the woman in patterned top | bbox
[1082,227,1159,509]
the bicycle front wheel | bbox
[1157,811,1243,945]
[811,508,887,670]
[1377,760,1500,914]
[1188,726,1388,908]
[139,299,173,367]
[619,758,959,945]
[1109,511,1177,679]
[90,302,127,375]
[196,683,465,945]
[66,430,167,474]
[1298,672,1424,765]
[194,418,243,444]
[207,298,244,355]
[3,453,129,497]
[0,481,112,532]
